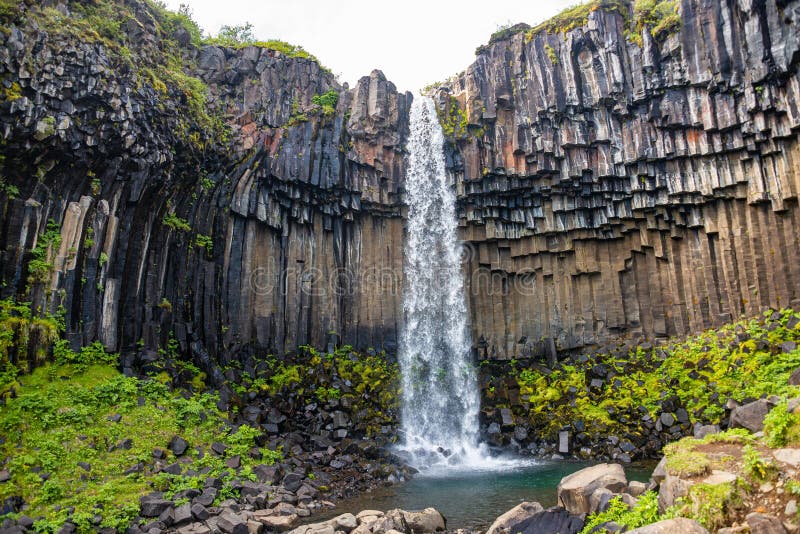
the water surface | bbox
[322,461,655,531]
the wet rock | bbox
[557,463,627,515]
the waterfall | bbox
[398,96,486,470]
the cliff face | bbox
[0,0,410,372]
[3,0,800,371]
[438,0,800,359]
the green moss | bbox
[436,96,469,140]
[525,0,630,40]
[195,233,213,254]
[663,445,710,477]
[1,81,22,102]
[510,309,800,442]
[629,0,681,45]
[544,44,559,65]
[203,22,326,69]
[0,358,281,532]
[312,90,339,118]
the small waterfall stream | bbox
[398,97,516,472]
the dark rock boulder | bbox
[730,399,772,432]
[507,507,584,534]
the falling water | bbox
[398,96,504,472]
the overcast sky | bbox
[162,0,578,92]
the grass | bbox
[0,353,282,533]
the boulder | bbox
[789,367,800,386]
[730,399,771,432]
[333,513,358,531]
[217,512,249,534]
[139,493,173,517]
[625,518,709,533]
[258,514,298,531]
[773,448,800,467]
[400,508,445,533]
[746,512,788,534]
[557,463,627,515]
[169,436,189,456]
[505,507,584,534]
[657,473,694,512]
[283,473,303,492]
[589,487,615,514]
[486,502,544,534]
[627,481,648,497]
[693,424,721,439]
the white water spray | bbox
[398,97,522,473]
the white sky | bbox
[162,0,578,93]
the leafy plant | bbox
[581,491,661,534]
[743,445,776,481]
[163,212,191,232]
[312,90,338,118]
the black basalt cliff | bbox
[2,0,800,374]
[0,0,410,376]
[437,0,800,359]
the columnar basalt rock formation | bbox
[437,0,800,359]
[0,2,410,372]
[3,0,800,372]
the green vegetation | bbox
[286,99,309,126]
[544,44,559,65]
[475,0,680,53]
[763,399,800,447]
[194,233,213,254]
[526,0,629,40]
[27,219,61,285]
[204,22,323,65]
[312,90,339,118]
[580,491,661,533]
[678,481,741,531]
[511,309,800,441]
[0,352,282,532]
[5,0,228,149]
[162,211,191,232]
[742,444,776,481]
[1,81,22,102]
[0,178,19,199]
[0,300,61,391]
[436,96,469,140]
[228,345,399,438]
[630,0,680,45]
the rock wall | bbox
[438,0,800,359]
[0,1,411,371]
[4,0,800,371]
